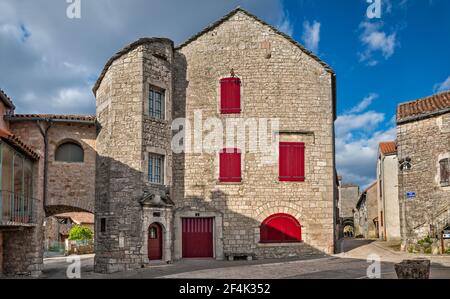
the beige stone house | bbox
[397,91,450,250]
[0,88,96,276]
[94,8,337,273]
[354,182,378,239]
[377,141,401,241]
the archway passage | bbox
[148,223,163,260]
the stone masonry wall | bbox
[397,113,450,243]
[174,11,335,256]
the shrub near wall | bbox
[67,226,94,255]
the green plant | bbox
[445,248,450,255]
[417,236,433,246]
[68,225,93,241]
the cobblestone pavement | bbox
[40,239,450,279]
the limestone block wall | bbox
[397,114,450,242]
[174,11,335,256]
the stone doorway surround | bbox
[173,208,224,261]
[140,193,173,264]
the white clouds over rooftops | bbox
[301,20,321,53]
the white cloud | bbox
[336,94,396,187]
[433,76,450,93]
[301,20,321,53]
[275,10,294,36]
[348,93,378,113]
[358,22,397,66]
[0,0,290,114]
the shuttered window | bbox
[440,158,450,186]
[219,148,241,182]
[260,213,302,243]
[220,77,241,114]
[279,142,305,182]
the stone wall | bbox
[339,185,359,218]
[174,11,335,257]
[397,113,450,244]
[366,183,379,239]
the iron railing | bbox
[0,190,34,224]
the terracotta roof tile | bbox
[7,114,96,122]
[397,91,450,124]
[379,141,397,156]
[0,89,16,109]
[56,212,94,224]
[0,128,40,160]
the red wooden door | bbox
[182,218,214,258]
[148,223,162,260]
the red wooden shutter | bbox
[220,77,241,114]
[260,213,302,243]
[220,149,241,182]
[279,142,305,181]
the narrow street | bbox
[40,239,450,279]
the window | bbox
[440,158,450,186]
[100,218,106,233]
[219,148,241,182]
[260,213,302,243]
[149,227,157,239]
[220,77,241,114]
[55,142,84,163]
[279,142,305,182]
[149,87,165,120]
[148,154,165,184]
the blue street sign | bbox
[406,192,416,199]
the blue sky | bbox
[0,0,449,187]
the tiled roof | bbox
[0,89,16,109]
[397,91,450,124]
[0,128,40,160]
[379,141,397,156]
[56,212,94,224]
[7,114,96,122]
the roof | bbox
[56,212,94,224]
[93,37,174,94]
[397,91,450,124]
[176,8,334,74]
[92,8,336,100]
[0,128,40,160]
[6,114,96,123]
[0,89,16,110]
[379,141,397,156]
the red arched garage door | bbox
[182,218,214,258]
[260,213,302,243]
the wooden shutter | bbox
[279,142,305,181]
[220,77,241,114]
[220,149,241,182]
[260,213,302,243]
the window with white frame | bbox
[149,86,165,120]
[148,154,164,184]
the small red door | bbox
[148,223,162,260]
[182,218,214,258]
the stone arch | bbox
[45,204,94,217]
[254,202,303,244]
[141,207,173,264]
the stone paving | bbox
[38,239,450,279]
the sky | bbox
[0,0,449,188]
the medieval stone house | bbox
[94,8,337,273]
[397,91,450,249]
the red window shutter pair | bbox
[279,142,305,182]
[219,149,241,182]
[220,77,241,114]
[260,213,302,243]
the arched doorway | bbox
[148,223,163,260]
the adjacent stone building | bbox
[93,8,337,273]
[0,89,96,276]
[397,91,450,250]
[377,141,401,241]
[338,183,359,237]
[354,182,378,239]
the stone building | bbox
[94,8,337,273]
[338,183,359,237]
[354,182,378,239]
[0,89,96,276]
[397,91,450,250]
[377,141,401,241]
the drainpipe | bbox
[36,120,53,211]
